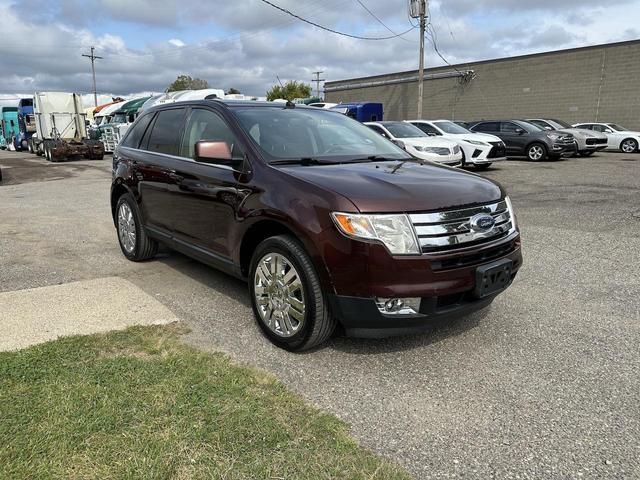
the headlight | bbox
[413,146,445,153]
[463,139,488,146]
[505,196,518,232]
[331,212,420,255]
[547,133,560,140]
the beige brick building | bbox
[324,40,640,130]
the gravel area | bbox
[1,150,638,479]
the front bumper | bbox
[326,234,522,337]
[409,147,463,166]
[461,142,507,165]
[550,141,576,156]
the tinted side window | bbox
[413,123,440,135]
[367,125,387,137]
[591,125,605,132]
[180,109,243,160]
[120,113,153,149]
[501,122,520,133]
[575,124,591,130]
[472,122,498,132]
[146,109,186,156]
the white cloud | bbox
[1,0,639,99]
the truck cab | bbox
[1,107,20,150]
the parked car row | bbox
[361,115,638,166]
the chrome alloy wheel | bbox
[254,253,305,337]
[117,202,137,254]
[529,145,544,160]
[621,139,637,153]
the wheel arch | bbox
[620,137,638,152]
[110,180,135,226]
[238,218,334,292]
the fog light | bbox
[375,297,421,315]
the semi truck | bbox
[1,107,20,150]
[29,92,104,161]
[91,96,150,153]
[16,98,36,151]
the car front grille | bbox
[488,141,506,158]
[430,147,451,155]
[408,200,515,253]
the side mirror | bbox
[195,140,241,168]
[544,126,553,130]
[604,129,613,134]
[391,139,406,149]
[515,128,525,135]
[427,132,437,136]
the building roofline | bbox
[325,39,640,86]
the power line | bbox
[259,0,416,40]
[354,0,414,43]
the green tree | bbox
[226,87,242,95]
[167,75,209,92]
[266,80,312,101]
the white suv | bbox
[407,120,506,170]
[572,122,640,153]
[364,121,463,167]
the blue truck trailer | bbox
[329,102,383,122]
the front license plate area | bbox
[475,259,513,298]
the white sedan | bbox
[364,121,463,166]
[572,122,640,153]
[406,119,506,170]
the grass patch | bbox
[0,324,412,479]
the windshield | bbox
[232,107,409,162]
[607,124,626,131]
[549,119,572,129]
[112,113,127,124]
[520,121,545,132]
[385,122,428,139]
[433,121,471,134]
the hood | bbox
[280,160,503,213]
[399,137,459,148]
[560,128,607,139]
[449,132,502,143]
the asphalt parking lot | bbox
[1,150,638,479]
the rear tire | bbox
[620,138,638,153]
[249,235,336,351]
[115,193,158,261]
[527,143,547,161]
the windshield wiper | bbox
[270,157,326,166]
[344,155,407,163]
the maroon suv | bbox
[111,100,522,350]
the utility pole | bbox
[410,0,427,118]
[311,71,325,99]
[82,46,103,107]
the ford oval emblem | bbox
[470,213,495,232]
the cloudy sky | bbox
[1,0,639,103]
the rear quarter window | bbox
[146,108,186,156]
[120,114,153,149]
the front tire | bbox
[620,138,638,153]
[527,143,547,161]
[115,193,158,261]
[249,235,336,351]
